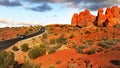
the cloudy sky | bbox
[0,0,120,27]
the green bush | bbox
[97,39,116,48]
[76,44,91,54]
[22,62,39,68]
[76,48,85,54]
[68,63,77,68]
[69,34,74,39]
[48,65,55,68]
[56,34,67,45]
[87,48,96,55]
[113,24,120,28]
[56,60,61,64]
[28,45,46,59]
[21,43,29,52]
[0,50,16,68]
[24,31,29,35]
[48,47,56,54]
[77,44,89,49]
[0,50,8,59]
[42,33,47,39]
[87,40,94,45]
[48,44,62,54]
[0,58,2,64]
[12,46,19,51]
[50,39,56,44]
[85,31,91,34]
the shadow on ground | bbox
[110,60,120,65]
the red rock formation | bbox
[111,6,120,18]
[78,9,96,27]
[105,7,115,27]
[71,13,79,26]
[97,8,106,27]
[71,5,120,27]
[71,9,96,27]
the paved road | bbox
[0,27,45,49]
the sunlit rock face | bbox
[71,6,120,27]
[71,9,96,27]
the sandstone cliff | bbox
[71,6,120,27]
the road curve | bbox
[0,27,45,49]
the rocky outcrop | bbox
[71,13,79,26]
[97,8,106,27]
[71,9,96,27]
[71,6,120,27]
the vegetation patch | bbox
[69,34,74,39]
[50,38,56,44]
[48,44,62,54]
[12,46,19,51]
[48,47,56,54]
[97,39,119,48]
[48,64,55,68]
[22,62,39,68]
[87,48,96,55]
[21,43,29,52]
[0,50,16,68]
[85,30,91,34]
[28,44,46,59]
[56,34,67,45]
[56,60,61,64]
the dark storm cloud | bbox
[0,0,22,7]
[86,0,120,10]
[0,0,120,11]
[22,0,120,10]
[29,3,52,12]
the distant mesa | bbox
[71,6,120,27]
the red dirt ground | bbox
[33,44,120,68]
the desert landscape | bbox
[0,5,120,68]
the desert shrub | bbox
[76,48,85,54]
[68,63,77,68]
[56,34,67,45]
[0,50,16,68]
[0,50,8,59]
[56,44,62,49]
[85,30,91,34]
[48,47,56,54]
[77,44,89,49]
[97,41,109,48]
[69,34,74,39]
[56,60,61,64]
[113,24,120,28]
[22,62,39,68]
[72,45,77,48]
[48,44,62,54]
[21,43,29,52]
[24,31,29,35]
[97,39,117,48]
[0,58,2,64]
[50,39,56,44]
[104,39,116,45]
[76,44,91,54]
[97,48,103,52]
[87,48,96,55]
[42,33,48,44]
[87,40,94,45]
[12,46,19,51]
[42,33,47,39]
[48,65,55,68]
[28,45,46,59]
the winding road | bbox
[0,27,45,49]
